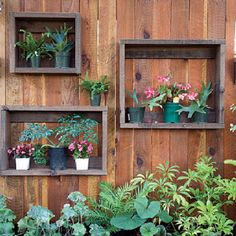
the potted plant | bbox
[157,73,196,123]
[177,81,213,123]
[7,144,34,170]
[80,71,110,106]
[45,23,74,68]
[15,29,48,68]
[68,140,94,170]
[19,114,98,170]
[126,89,146,123]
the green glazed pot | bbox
[90,94,101,106]
[128,107,145,123]
[163,102,181,123]
[192,108,208,123]
[55,51,70,68]
[30,55,40,68]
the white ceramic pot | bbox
[15,158,30,170]
[75,158,89,170]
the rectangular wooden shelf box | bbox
[9,12,81,74]
[119,39,225,129]
[0,106,108,176]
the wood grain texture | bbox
[0,0,235,221]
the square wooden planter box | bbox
[119,39,225,129]
[9,12,81,74]
[0,106,107,176]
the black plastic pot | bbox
[127,107,145,123]
[192,108,208,123]
[55,51,70,68]
[90,94,101,106]
[48,147,67,170]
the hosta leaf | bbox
[111,214,145,230]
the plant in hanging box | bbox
[177,81,213,123]
[68,140,94,170]
[126,89,146,123]
[80,71,110,106]
[157,73,197,123]
[7,144,34,170]
[45,23,74,68]
[19,114,98,170]
[15,29,48,68]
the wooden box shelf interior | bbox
[0,106,107,176]
[119,39,225,129]
[9,12,81,74]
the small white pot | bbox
[75,158,89,170]
[15,158,30,170]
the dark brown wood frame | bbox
[0,106,108,176]
[9,12,81,74]
[119,39,225,129]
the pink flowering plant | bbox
[128,88,165,111]
[68,140,93,159]
[157,73,198,104]
[7,144,34,159]
[177,81,212,118]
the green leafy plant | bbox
[18,205,59,236]
[177,81,213,118]
[19,114,98,148]
[80,71,109,99]
[32,144,47,165]
[15,29,48,60]
[86,181,137,232]
[111,196,172,232]
[0,195,16,236]
[89,224,110,236]
[45,23,73,54]
[56,192,88,236]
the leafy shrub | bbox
[0,195,16,236]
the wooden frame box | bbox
[119,39,225,129]
[0,106,107,176]
[9,12,81,74]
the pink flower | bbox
[144,87,155,99]
[157,75,170,83]
[178,93,187,100]
[78,144,83,152]
[187,91,198,101]
[87,143,93,153]
[68,142,75,151]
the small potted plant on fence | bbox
[68,140,94,170]
[177,81,213,123]
[80,71,110,106]
[45,23,74,68]
[19,114,98,170]
[127,88,146,123]
[157,73,197,123]
[15,29,48,68]
[7,144,34,170]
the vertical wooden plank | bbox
[79,0,98,196]
[169,0,189,170]
[187,0,206,170]
[206,0,226,176]
[132,0,154,176]
[224,0,236,220]
[98,0,116,185]
[151,0,172,171]
[0,0,5,105]
[116,0,135,186]
[3,0,25,220]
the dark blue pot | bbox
[48,147,67,170]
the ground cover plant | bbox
[1,156,235,235]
